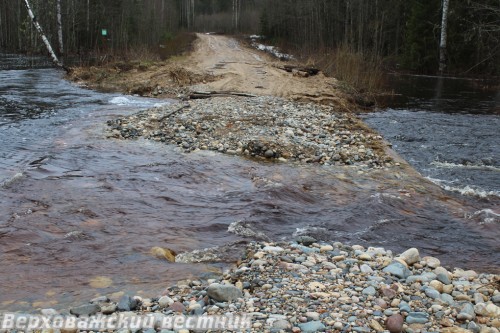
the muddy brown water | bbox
[0,57,498,312]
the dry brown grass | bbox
[158,32,197,60]
[168,66,219,86]
[70,32,197,68]
[315,45,385,94]
[122,48,161,63]
[285,43,386,96]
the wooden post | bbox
[22,0,68,72]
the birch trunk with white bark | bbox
[23,0,67,71]
[56,0,64,57]
[232,0,240,31]
[439,0,450,73]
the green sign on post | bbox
[101,29,107,36]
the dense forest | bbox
[0,0,498,76]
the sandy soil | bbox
[190,34,349,106]
[69,34,354,110]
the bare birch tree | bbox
[87,0,90,33]
[22,0,67,71]
[439,0,450,73]
[182,0,195,29]
[232,0,241,31]
[56,0,64,57]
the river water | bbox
[0,57,498,312]
[362,74,500,198]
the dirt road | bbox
[189,34,347,106]
[69,34,352,109]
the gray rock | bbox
[457,302,476,321]
[192,307,204,315]
[421,272,437,280]
[158,296,174,308]
[70,303,100,316]
[291,244,320,253]
[207,283,243,302]
[440,293,455,305]
[405,312,429,324]
[360,264,374,273]
[305,311,320,321]
[295,235,317,246]
[453,280,471,287]
[474,293,485,304]
[264,149,274,158]
[424,287,441,299]
[362,286,377,296]
[384,309,394,316]
[272,319,291,330]
[474,302,500,317]
[117,295,138,311]
[436,272,451,285]
[100,303,117,315]
[478,328,500,333]
[353,327,370,333]
[90,296,109,303]
[467,321,480,333]
[383,261,411,279]
[406,275,427,283]
[398,301,411,313]
[294,256,306,262]
[398,248,420,265]
[298,321,326,332]
[434,311,445,319]
[492,294,500,304]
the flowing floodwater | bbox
[363,74,499,198]
[0,58,499,312]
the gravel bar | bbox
[9,240,499,333]
[106,96,393,168]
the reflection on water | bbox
[0,60,499,312]
[376,74,499,115]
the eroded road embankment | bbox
[69,34,355,109]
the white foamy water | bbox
[362,75,499,200]
[426,177,500,199]
[293,226,329,237]
[465,209,500,224]
[431,161,500,172]
[109,96,170,108]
